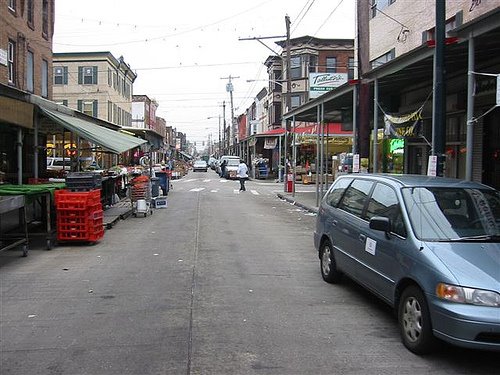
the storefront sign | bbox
[352,154,360,173]
[309,73,348,99]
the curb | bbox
[276,193,318,214]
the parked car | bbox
[314,174,500,354]
[192,160,208,172]
[218,155,240,179]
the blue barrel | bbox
[156,172,169,195]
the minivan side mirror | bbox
[369,216,391,233]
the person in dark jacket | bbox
[220,159,227,178]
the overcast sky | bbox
[53,0,355,145]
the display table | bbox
[0,183,66,250]
[0,195,28,256]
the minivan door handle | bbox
[359,234,366,243]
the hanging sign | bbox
[309,73,348,99]
[264,137,277,149]
[427,155,437,176]
[496,75,500,106]
[384,108,423,138]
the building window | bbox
[371,0,396,18]
[78,66,98,85]
[370,49,395,69]
[272,69,282,92]
[272,103,281,125]
[41,59,48,97]
[7,40,16,85]
[108,101,113,122]
[326,57,337,73]
[42,0,49,37]
[309,55,318,73]
[8,0,16,12]
[26,51,34,92]
[348,57,355,80]
[290,56,301,79]
[291,95,301,109]
[78,100,98,117]
[54,66,68,85]
[27,0,34,26]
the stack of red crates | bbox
[55,189,104,242]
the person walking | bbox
[237,159,248,191]
[220,159,227,178]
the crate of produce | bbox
[65,172,102,191]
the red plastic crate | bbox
[55,189,101,209]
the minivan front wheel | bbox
[398,286,436,354]
[320,240,342,284]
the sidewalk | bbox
[274,184,321,214]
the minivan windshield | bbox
[402,187,500,242]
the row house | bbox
[238,36,355,179]
[282,1,500,189]
[52,52,135,127]
[52,51,137,168]
[0,0,55,182]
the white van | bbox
[46,157,72,171]
[218,155,240,179]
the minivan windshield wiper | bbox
[445,235,500,242]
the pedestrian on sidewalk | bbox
[237,159,248,191]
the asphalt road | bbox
[0,170,498,375]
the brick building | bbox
[0,0,55,98]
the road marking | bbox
[203,179,211,182]
[220,180,228,183]
[210,190,218,193]
[183,179,198,183]
[250,190,259,195]
[189,188,205,192]
[233,189,240,194]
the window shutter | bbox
[93,100,98,117]
[77,100,83,112]
[78,67,83,84]
[62,100,68,106]
[93,66,98,84]
[63,66,68,84]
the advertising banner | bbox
[309,73,348,99]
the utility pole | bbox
[221,75,239,155]
[284,15,292,192]
[222,101,226,155]
[432,0,446,176]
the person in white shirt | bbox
[236,159,249,191]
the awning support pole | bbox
[353,84,358,155]
[17,128,23,185]
[466,34,475,181]
[34,111,39,178]
[373,78,379,173]
[316,105,320,207]
[292,115,296,197]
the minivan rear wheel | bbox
[398,286,436,354]
[320,240,342,284]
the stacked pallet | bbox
[55,189,104,243]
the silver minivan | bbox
[314,174,500,354]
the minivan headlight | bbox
[436,283,500,307]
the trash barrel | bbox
[150,177,160,198]
[286,173,293,192]
[156,172,169,196]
